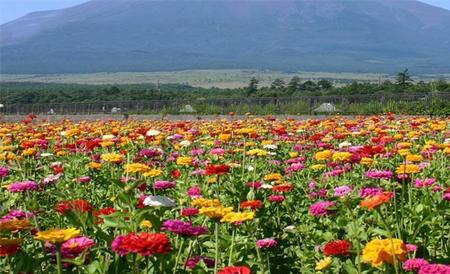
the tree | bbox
[396,69,413,86]
[270,78,286,90]
[317,79,333,90]
[301,80,317,91]
[287,76,301,93]
[246,77,259,97]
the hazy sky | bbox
[1,0,450,24]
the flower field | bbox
[0,114,449,273]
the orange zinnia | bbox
[360,192,393,210]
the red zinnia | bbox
[240,200,263,210]
[205,164,230,176]
[55,199,93,214]
[112,232,171,256]
[94,207,117,224]
[323,240,352,257]
[0,242,21,257]
[171,169,181,179]
[272,184,294,193]
[219,266,252,274]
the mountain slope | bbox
[1,0,450,74]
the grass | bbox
[2,69,449,88]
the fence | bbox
[1,93,449,115]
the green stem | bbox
[228,228,236,266]
[214,222,220,274]
[173,237,185,274]
[56,245,63,274]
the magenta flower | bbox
[185,255,215,269]
[77,176,91,183]
[256,238,278,249]
[403,258,429,271]
[0,166,10,177]
[161,219,208,237]
[210,148,225,155]
[309,201,336,217]
[138,148,162,158]
[414,178,436,188]
[181,207,199,217]
[418,263,450,274]
[285,163,305,173]
[246,181,262,189]
[187,186,202,198]
[268,195,285,203]
[153,180,176,190]
[334,185,352,197]
[8,180,38,193]
[365,170,393,180]
[359,187,384,198]
[1,210,35,221]
[61,236,95,259]
[111,235,128,256]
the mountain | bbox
[1,0,450,74]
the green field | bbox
[2,69,449,88]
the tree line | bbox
[1,70,449,105]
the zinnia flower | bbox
[323,240,352,257]
[0,238,22,256]
[309,201,336,217]
[111,232,171,256]
[360,192,393,210]
[218,266,251,274]
[55,199,93,214]
[418,263,450,274]
[362,238,407,267]
[256,238,277,249]
[403,258,429,271]
[315,257,332,271]
[185,255,215,269]
[161,219,208,237]
[143,196,176,207]
[8,181,38,193]
[35,228,81,244]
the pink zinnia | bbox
[256,238,278,249]
[0,167,10,177]
[181,207,199,217]
[334,185,352,197]
[268,195,285,203]
[61,236,95,258]
[8,181,38,193]
[418,263,450,274]
[77,176,91,183]
[210,148,225,155]
[365,170,393,180]
[153,181,177,190]
[403,258,429,271]
[414,178,436,188]
[187,186,202,198]
[359,187,384,198]
[309,201,336,217]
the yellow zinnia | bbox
[101,153,124,163]
[176,156,193,166]
[35,228,81,244]
[315,150,333,161]
[220,211,255,224]
[315,257,332,271]
[396,164,420,174]
[191,198,222,208]
[124,163,150,173]
[362,238,406,267]
[199,206,233,219]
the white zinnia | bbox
[143,196,176,207]
[146,129,161,137]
